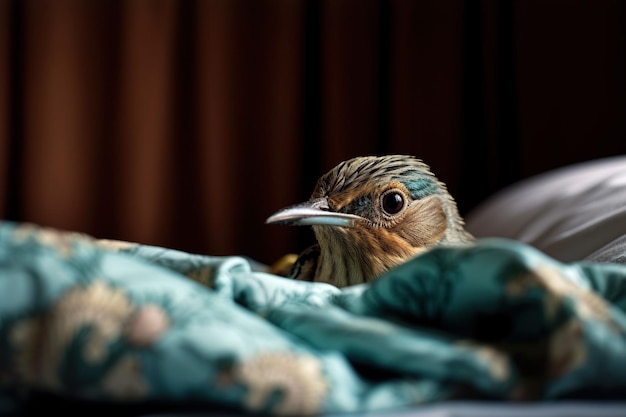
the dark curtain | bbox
[1,0,625,265]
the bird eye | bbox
[381,191,405,215]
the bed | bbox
[1,156,626,416]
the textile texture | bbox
[1,221,626,415]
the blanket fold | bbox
[1,221,626,415]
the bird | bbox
[266,155,474,287]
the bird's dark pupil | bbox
[383,192,404,214]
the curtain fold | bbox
[1,0,625,264]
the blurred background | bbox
[1,0,625,265]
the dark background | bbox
[1,0,625,265]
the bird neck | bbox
[312,225,421,287]
[438,195,474,244]
[310,195,473,287]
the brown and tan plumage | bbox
[266,155,474,287]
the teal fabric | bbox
[1,221,626,415]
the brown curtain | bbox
[1,0,625,265]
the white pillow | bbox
[465,156,626,263]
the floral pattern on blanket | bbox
[1,221,626,415]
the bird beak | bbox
[266,198,364,228]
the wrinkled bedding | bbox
[1,221,626,415]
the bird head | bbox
[266,155,473,286]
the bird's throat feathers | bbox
[312,195,449,286]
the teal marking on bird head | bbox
[403,177,440,200]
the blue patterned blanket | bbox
[1,221,626,415]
